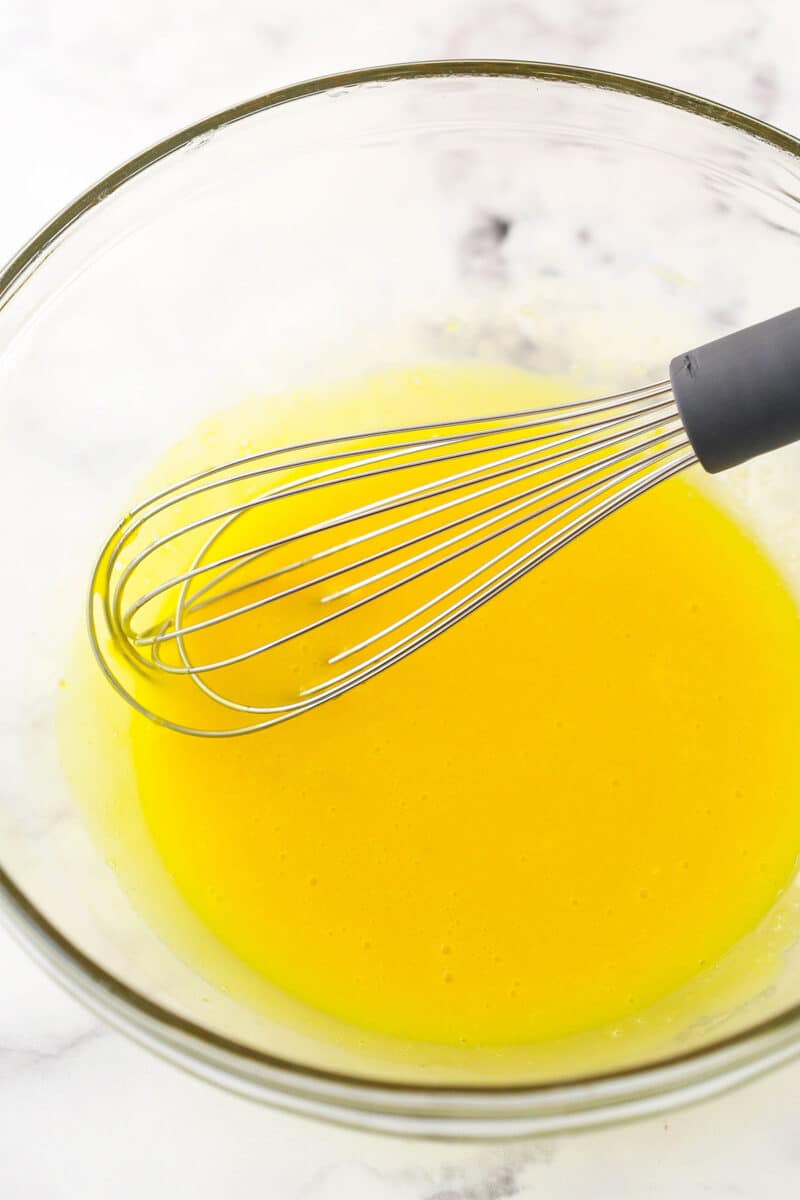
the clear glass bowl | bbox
[2,61,800,1139]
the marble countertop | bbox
[3,0,800,1195]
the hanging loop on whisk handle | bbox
[669,307,800,473]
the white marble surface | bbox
[3,0,800,1194]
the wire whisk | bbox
[89,307,800,735]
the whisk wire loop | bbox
[89,380,696,735]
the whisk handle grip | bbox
[669,307,800,473]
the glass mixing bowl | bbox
[2,61,800,1139]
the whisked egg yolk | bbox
[67,364,800,1045]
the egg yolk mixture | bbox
[65,364,800,1046]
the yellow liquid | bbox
[67,364,800,1046]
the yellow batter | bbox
[64,364,800,1046]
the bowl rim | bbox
[3,57,800,1135]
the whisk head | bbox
[89,380,696,735]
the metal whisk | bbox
[90,308,800,736]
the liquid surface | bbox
[68,364,800,1046]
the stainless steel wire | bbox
[89,381,697,735]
